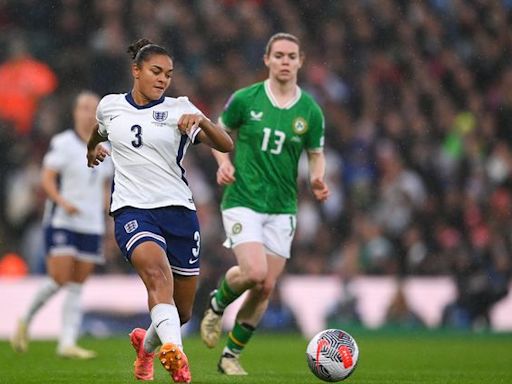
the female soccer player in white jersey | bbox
[11,91,113,359]
[86,38,232,384]
[199,33,330,375]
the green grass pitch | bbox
[0,330,511,383]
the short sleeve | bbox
[178,97,204,143]
[305,104,325,152]
[42,137,66,172]
[96,97,108,137]
[178,96,202,115]
[219,91,245,131]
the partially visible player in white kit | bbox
[86,38,232,384]
[11,91,113,359]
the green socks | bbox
[214,278,241,311]
[226,322,255,355]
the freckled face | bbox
[133,54,173,101]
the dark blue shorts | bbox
[44,226,104,264]
[114,206,201,276]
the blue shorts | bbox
[114,206,201,276]
[44,226,104,264]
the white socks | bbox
[143,323,161,353]
[150,303,182,350]
[58,282,83,350]
[23,277,60,324]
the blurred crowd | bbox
[0,0,511,326]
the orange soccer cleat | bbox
[159,343,192,383]
[130,328,155,381]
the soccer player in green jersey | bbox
[200,32,330,375]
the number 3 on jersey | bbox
[131,125,143,148]
[261,127,285,154]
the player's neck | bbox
[130,89,151,106]
[267,78,297,107]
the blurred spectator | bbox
[0,32,57,135]
[442,224,510,330]
[385,281,425,329]
[0,252,28,277]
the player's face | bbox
[264,39,303,83]
[73,94,99,132]
[134,54,173,101]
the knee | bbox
[51,274,69,286]
[242,266,267,287]
[52,278,67,287]
[256,281,275,301]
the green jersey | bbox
[220,80,325,214]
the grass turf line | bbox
[0,331,511,383]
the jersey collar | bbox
[264,79,301,109]
[125,92,165,109]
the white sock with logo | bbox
[150,303,182,350]
[143,323,161,353]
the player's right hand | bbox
[62,201,80,215]
[87,145,110,168]
[217,161,236,185]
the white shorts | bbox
[221,207,296,259]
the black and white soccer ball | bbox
[306,329,359,382]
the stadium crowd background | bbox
[0,0,511,329]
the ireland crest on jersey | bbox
[293,117,308,134]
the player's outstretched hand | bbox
[87,145,110,168]
[217,161,236,185]
[311,178,329,202]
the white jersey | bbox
[97,93,202,213]
[42,130,113,234]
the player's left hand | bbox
[178,113,203,135]
[311,178,330,202]
[87,145,110,168]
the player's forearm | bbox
[198,119,233,153]
[307,151,326,182]
[211,147,231,166]
[87,123,107,151]
[41,169,67,207]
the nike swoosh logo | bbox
[188,257,199,264]
[316,339,329,370]
[110,115,120,121]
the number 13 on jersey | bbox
[261,127,285,155]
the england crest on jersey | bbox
[153,111,168,122]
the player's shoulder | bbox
[99,93,126,108]
[162,96,200,114]
[235,81,265,99]
[50,129,75,145]
[225,82,264,110]
[162,95,190,106]
[299,88,322,110]
[46,129,77,154]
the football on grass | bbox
[306,329,359,382]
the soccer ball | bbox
[306,329,359,382]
